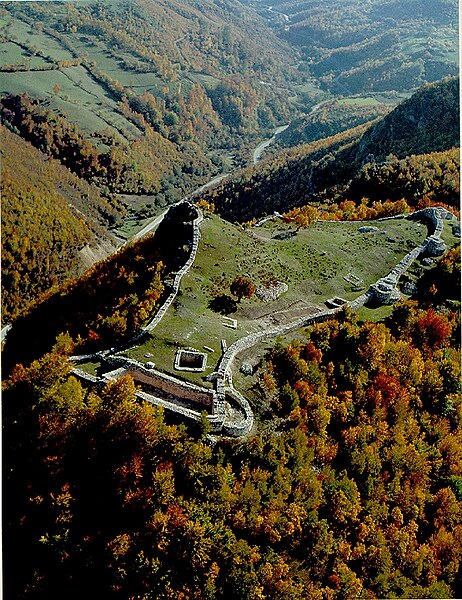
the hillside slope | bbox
[204,78,460,222]
[1,202,201,375]
[1,125,117,320]
[355,77,460,161]
[248,0,459,95]
[0,0,298,195]
[278,98,392,148]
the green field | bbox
[338,96,382,106]
[1,16,75,62]
[0,15,148,140]
[0,62,141,139]
[0,41,51,69]
[124,214,431,381]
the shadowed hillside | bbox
[203,78,460,222]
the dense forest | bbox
[1,233,162,375]
[0,124,120,321]
[0,93,194,197]
[204,79,460,222]
[285,148,460,223]
[247,0,459,95]
[2,1,460,598]
[3,289,461,598]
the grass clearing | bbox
[188,72,221,89]
[5,16,75,62]
[294,80,323,95]
[0,61,141,139]
[0,41,51,69]
[441,219,460,249]
[338,96,381,106]
[77,360,102,376]
[125,213,427,382]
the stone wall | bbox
[70,206,458,437]
[368,207,455,304]
[104,356,216,411]
[141,205,203,334]
[136,390,225,433]
[216,208,458,379]
[72,368,103,385]
[216,307,339,381]
[222,387,254,436]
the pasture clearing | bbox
[125,213,430,381]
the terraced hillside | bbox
[0,0,298,190]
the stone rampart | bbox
[222,387,254,436]
[136,390,225,433]
[367,208,456,304]
[142,206,203,334]
[217,308,338,380]
[72,368,103,385]
[70,206,458,436]
[104,356,216,411]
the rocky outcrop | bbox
[255,281,288,302]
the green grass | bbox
[338,96,381,106]
[0,17,144,139]
[441,218,460,249]
[0,62,141,139]
[125,214,427,381]
[114,215,160,240]
[0,41,51,69]
[354,304,395,323]
[294,80,324,95]
[5,17,75,62]
[188,72,221,89]
[77,360,102,376]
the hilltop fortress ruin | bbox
[72,203,457,437]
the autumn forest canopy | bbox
[1,0,461,598]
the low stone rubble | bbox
[255,281,288,302]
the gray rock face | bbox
[240,363,253,376]
[358,226,379,233]
[402,281,418,296]
[256,281,288,302]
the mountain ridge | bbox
[203,78,460,222]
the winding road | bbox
[253,124,290,163]
[130,98,332,243]
[252,100,331,164]
[130,121,294,243]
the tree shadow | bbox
[208,294,237,315]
